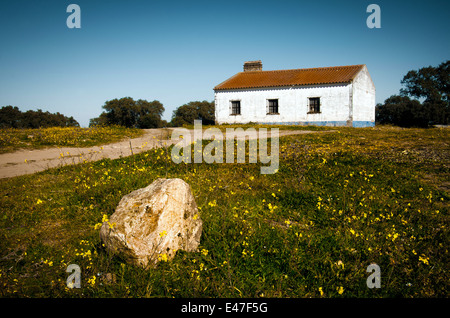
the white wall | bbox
[352,65,376,125]
[215,84,352,126]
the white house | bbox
[213,61,375,127]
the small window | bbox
[308,97,321,113]
[267,99,279,114]
[231,100,241,115]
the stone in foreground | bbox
[99,178,202,267]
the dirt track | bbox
[0,128,330,179]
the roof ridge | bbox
[240,64,364,74]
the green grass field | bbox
[0,125,448,297]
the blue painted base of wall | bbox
[352,121,375,128]
[258,121,375,128]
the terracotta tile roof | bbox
[214,64,365,90]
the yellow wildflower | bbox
[392,233,399,241]
[319,287,324,296]
[87,275,96,286]
[419,255,429,265]
[94,223,102,230]
[158,253,168,262]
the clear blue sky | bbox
[0,0,449,127]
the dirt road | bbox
[0,128,330,179]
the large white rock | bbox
[99,178,203,267]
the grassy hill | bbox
[0,125,448,297]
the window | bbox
[231,100,241,115]
[308,97,321,113]
[267,99,279,114]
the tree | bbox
[89,112,108,127]
[170,101,215,127]
[102,97,137,127]
[0,106,22,128]
[400,60,449,125]
[376,95,429,127]
[90,97,165,128]
[135,99,165,128]
[376,60,449,127]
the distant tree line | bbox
[89,97,215,128]
[376,60,449,127]
[0,106,79,128]
[0,99,214,129]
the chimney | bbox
[243,60,262,72]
